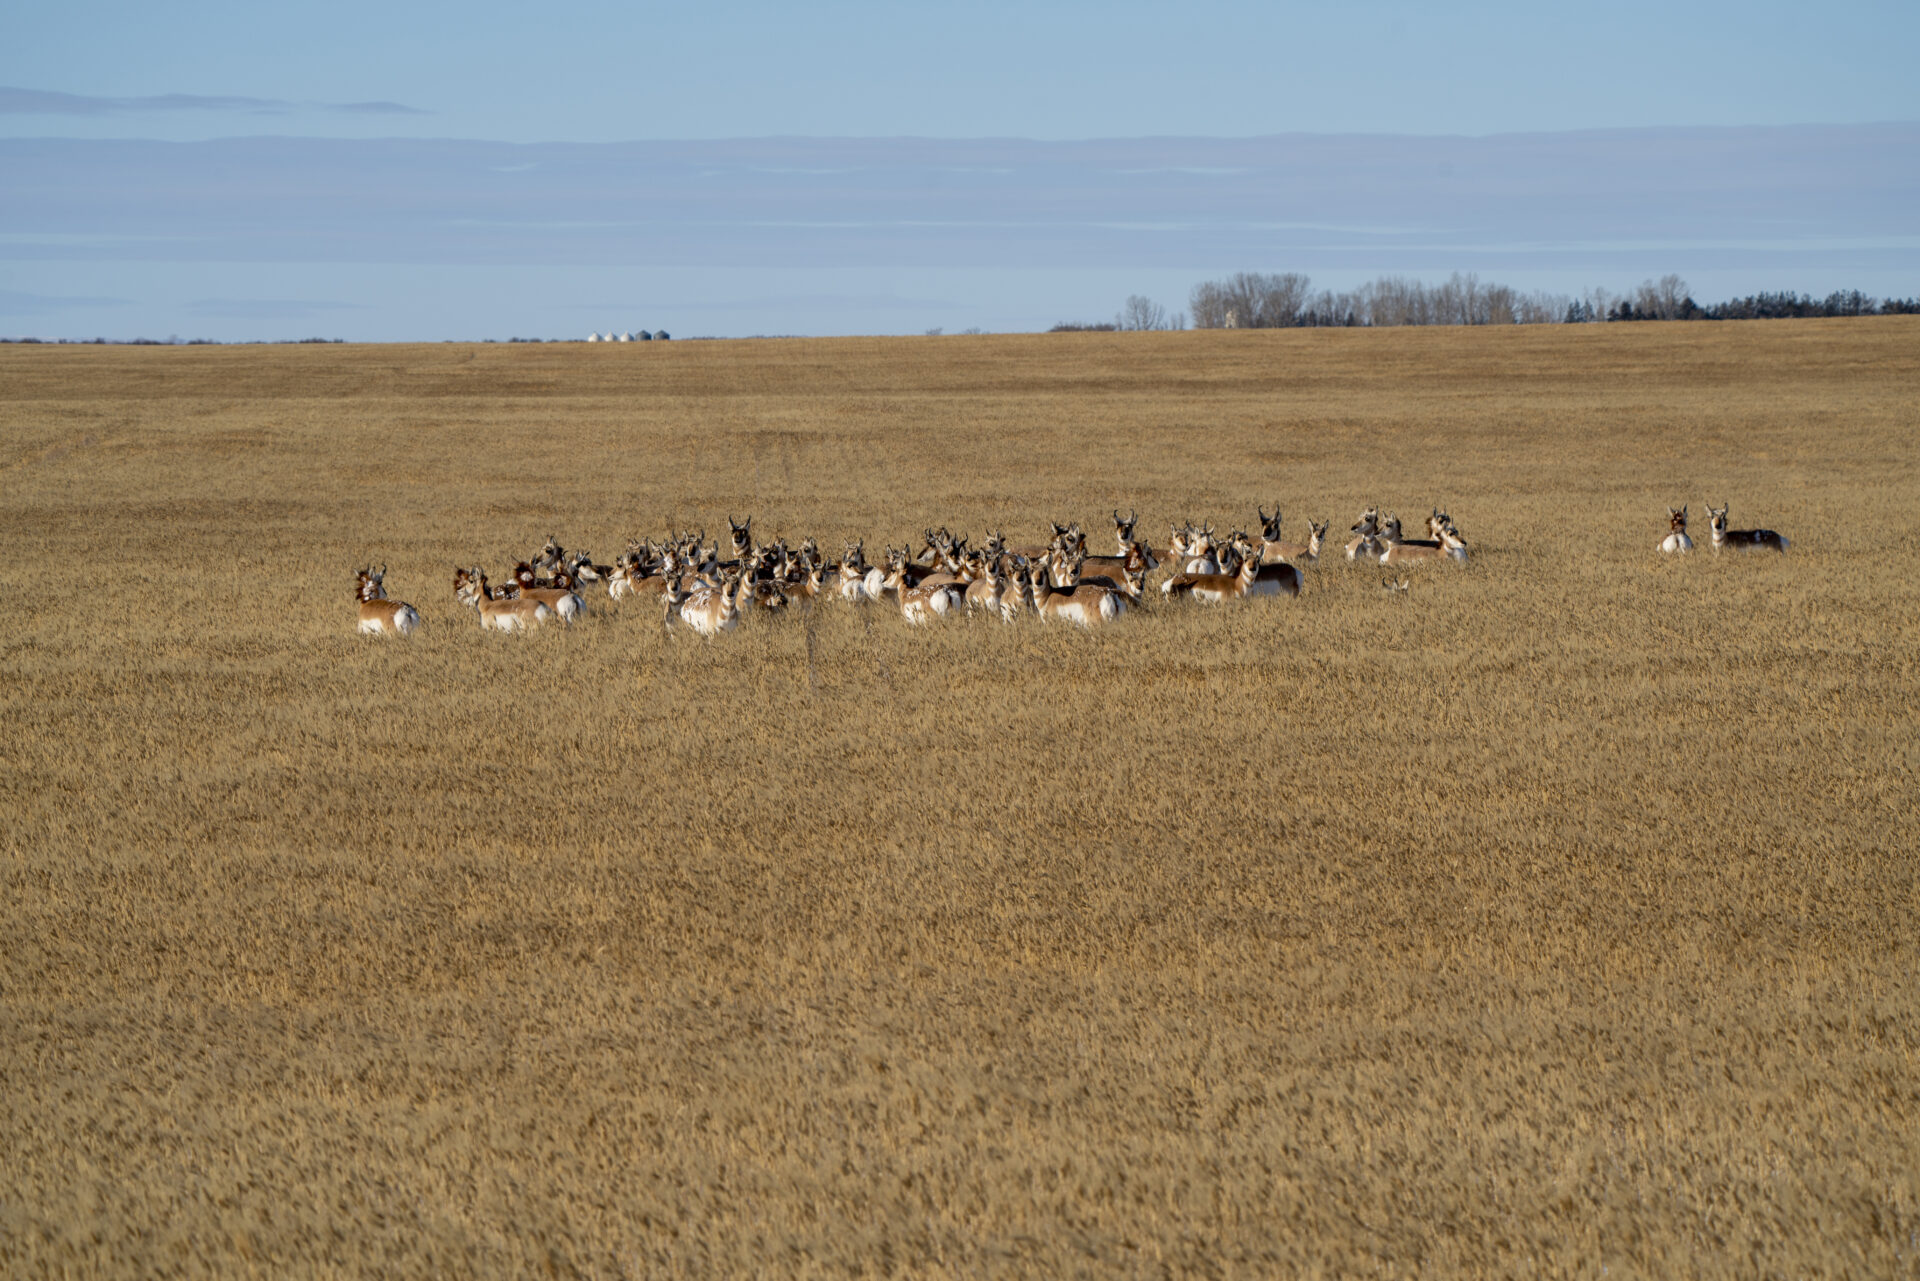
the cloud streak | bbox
[186,298,367,320]
[3,126,1911,276]
[0,86,426,116]
[0,288,131,314]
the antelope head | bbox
[1259,505,1284,543]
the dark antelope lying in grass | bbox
[1707,502,1788,553]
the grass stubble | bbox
[1,320,1916,1277]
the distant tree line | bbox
[1579,282,1920,322]
[1188,272,1569,329]
[1166,272,1920,329]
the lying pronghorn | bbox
[675,570,748,637]
[1028,559,1122,628]
[355,567,419,636]
[1157,522,1220,593]
[563,550,611,590]
[834,540,884,603]
[1380,520,1468,565]
[964,554,1032,622]
[1262,515,1329,565]
[510,562,584,623]
[1378,511,1447,552]
[1344,507,1383,560]
[1660,506,1694,554]
[781,559,827,607]
[725,515,754,566]
[1162,547,1261,603]
[1706,502,1788,553]
[456,567,552,631]
[1111,508,1157,566]
[1227,535,1303,597]
[883,555,964,624]
[1076,537,1153,602]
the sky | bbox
[3,0,1916,339]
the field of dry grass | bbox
[2,319,1917,1277]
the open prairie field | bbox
[3,320,1918,1277]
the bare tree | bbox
[1636,274,1689,321]
[1190,281,1229,329]
[1117,295,1172,331]
[1190,272,1313,328]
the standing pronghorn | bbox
[1706,502,1788,553]
[1660,506,1694,554]
[356,566,420,636]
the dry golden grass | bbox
[2,320,1917,1278]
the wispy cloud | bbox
[567,293,959,313]
[0,288,131,314]
[0,86,426,116]
[187,298,366,320]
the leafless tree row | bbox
[1189,272,1571,328]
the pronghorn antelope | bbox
[1095,542,1153,602]
[511,562,584,623]
[782,559,827,607]
[563,550,612,590]
[1076,538,1153,602]
[1242,540,1304,597]
[727,515,753,564]
[741,558,792,615]
[1224,535,1303,598]
[675,569,749,637]
[963,556,1009,619]
[1660,506,1694,554]
[1112,508,1152,563]
[883,555,964,624]
[1378,511,1447,552]
[1263,516,1329,565]
[1157,522,1220,593]
[1256,505,1286,555]
[1179,522,1219,572]
[533,535,566,577]
[1162,546,1261,604]
[355,567,419,635]
[1380,520,1468,565]
[834,541,881,603]
[1344,508,1383,561]
[999,559,1033,622]
[1706,502,1788,553]
[457,567,553,631]
[606,542,657,600]
[1028,559,1122,628]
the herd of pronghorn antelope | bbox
[352,499,1785,636]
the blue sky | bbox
[3,1,1916,338]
